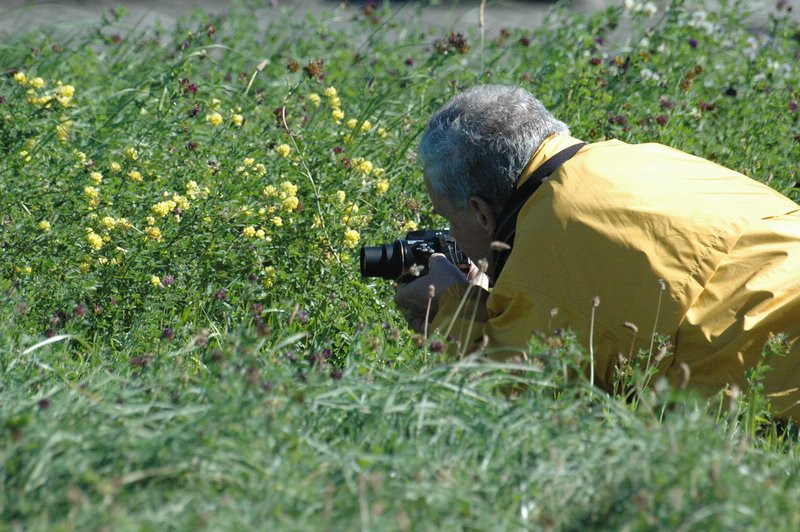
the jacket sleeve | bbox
[429,284,539,362]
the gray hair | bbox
[419,85,570,212]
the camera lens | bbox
[360,241,403,279]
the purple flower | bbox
[162,275,175,287]
[161,327,174,340]
[656,115,669,126]
[688,37,698,49]
[790,99,798,113]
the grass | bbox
[1,0,799,528]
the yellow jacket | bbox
[432,134,800,420]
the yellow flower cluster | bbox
[86,230,104,251]
[38,220,51,232]
[151,275,162,287]
[206,112,223,127]
[324,86,344,124]
[145,226,162,242]
[343,228,360,248]
[262,266,277,288]
[56,120,72,144]
[16,70,76,108]
[241,225,269,240]
[276,144,291,158]
[263,180,300,214]
[351,157,374,175]
[345,118,372,133]
[376,179,389,195]
[128,170,143,182]
[185,180,210,200]
[308,93,321,107]
[84,185,100,208]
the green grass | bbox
[2,0,799,528]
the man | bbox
[395,84,800,420]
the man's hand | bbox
[394,253,488,332]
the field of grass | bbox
[2,0,799,528]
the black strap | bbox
[492,142,585,279]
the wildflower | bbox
[146,226,162,241]
[90,171,103,184]
[271,216,283,227]
[101,216,117,229]
[38,220,51,232]
[146,216,156,226]
[791,100,798,113]
[343,228,360,248]
[323,86,337,98]
[376,179,389,195]
[116,218,132,230]
[56,121,71,143]
[336,190,346,203]
[280,181,298,196]
[232,113,244,127]
[151,200,176,217]
[84,186,100,199]
[262,266,277,288]
[308,93,321,107]
[123,147,138,160]
[29,77,45,89]
[162,275,175,286]
[355,158,373,174]
[402,220,418,232]
[361,120,372,132]
[109,161,121,173]
[255,228,266,239]
[128,170,143,182]
[346,118,358,130]
[186,180,199,199]
[303,59,324,80]
[13,71,26,84]
[210,98,221,111]
[243,225,256,238]
[377,127,387,138]
[331,108,344,123]
[87,231,104,251]
[276,144,291,158]
[206,112,223,126]
[281,195,299,212]
[689,37,698,49]
[263,185,278,197]
[151,275,162,287]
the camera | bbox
[360,229,470,282]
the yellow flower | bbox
[146,216,156,226]
[361,120,372,132]
[151,275,162,287]
[210,98,222,111]
[146,226,162,241]
[56,121,71,143]
[117,217,132,230]
[271,216,283,227]
[110,162,122,173]
[280,181,298,196]
[402,220,418,232]
[206,112,223,127]
[331,109,344,122]
[243,225,256,238]
[329,96,341,109]
[276,144,291,158]
[30,77,45,89]
[308,93,321,107]
[151,200,176,217]
[312,214,323,228]
[123,147,139,160]
[172,194,190,210]
[186,180,199,199]
[55,85,75,107]
[84,186,99,199]
[335,190,346,203]
[377,127,387,138]
[243,157,255,167]
[353,158,373,175]
[263,185,278,197]
[255,163,267,176]
[262,266,277,288]
[79,261,91,273]
[345,118,358,130]
[87,231,104,251]
[38,220,51,232]
[281,195,299,212]
[376,179,389,195]
[323,86,337,98]
[343,228,360,248]
[13,71,26,84]
[101,216,117,229]
[128,170,143,182]
[90,171,103,184]
[232,113,244,127]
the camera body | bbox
[360,229,470,282]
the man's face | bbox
[425,175,495,271]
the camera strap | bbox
[492,142,586,278]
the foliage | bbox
[1,0,799,528]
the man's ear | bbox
[468,196,497,236]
